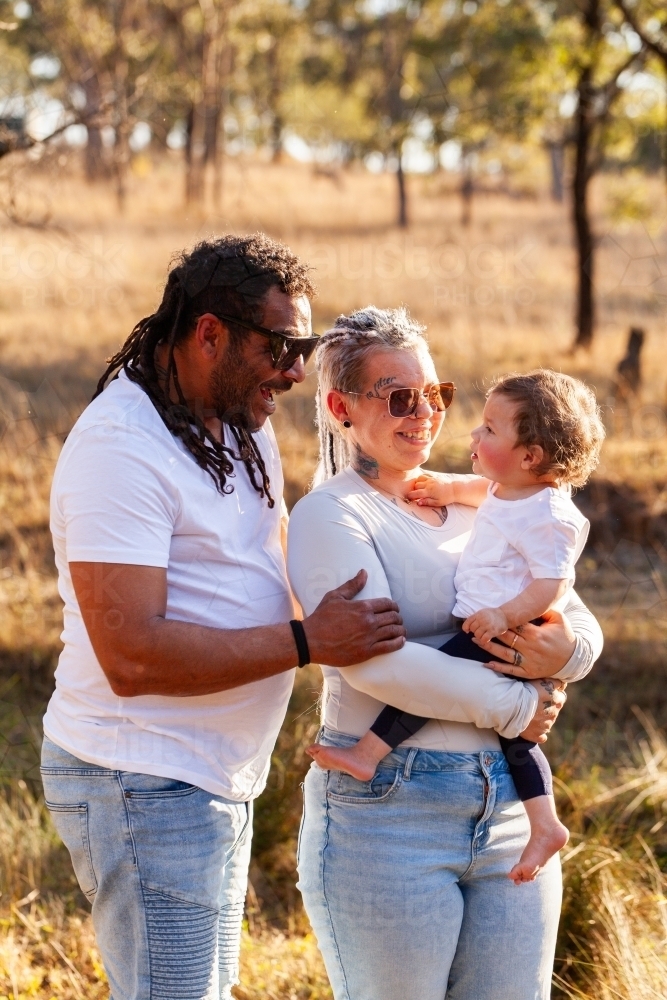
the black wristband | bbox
[289,619,310,668]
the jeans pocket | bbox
[120,773,199,798]
[327,767,403,804]
[45,802,98,899]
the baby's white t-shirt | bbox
[44,370,295,802]
[451,484,589,619]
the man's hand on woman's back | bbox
[302,569,406,667]
[70,562,404,697]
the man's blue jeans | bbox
[41,736,252,1000]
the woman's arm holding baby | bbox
[477,594,602,683]
[287,490,563,740]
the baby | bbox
[308,369,605,885]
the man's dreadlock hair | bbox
[94,234,315,507]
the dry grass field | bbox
[0,152,666,997]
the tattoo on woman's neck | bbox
[353,444,380,480]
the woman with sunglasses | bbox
[286,306,602,1000]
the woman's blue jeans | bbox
[297,728,562,1000]
[40,736,252,1000]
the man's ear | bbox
[327,389,351,424]
[193,313,228,360]
[520,444,544,473]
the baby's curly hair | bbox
[489,369,605,489]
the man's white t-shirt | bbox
[452,484,590,619]
[44,371,295,801]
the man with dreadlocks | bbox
[40,234,406,1000]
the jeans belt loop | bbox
[403,748,418,781]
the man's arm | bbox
[70,563,405,698]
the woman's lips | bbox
[396,428,431,444]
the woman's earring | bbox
[343,420,351,428]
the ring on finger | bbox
[510,634,518,649]
[513,649,521,666]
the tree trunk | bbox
[187,0,226,205]
[114,122,129,213]
[187,85,207,203]
[211,102,223,209]
[271,113,283,163]
[396,149,407,228]
[213,41,233,208]
[460,157,473,227]
[268,42,283,163]
[547,141,564,203]
[572,68,594,350]
[113,57,130,213]
[86,123,105,181]
[82,73,105,181]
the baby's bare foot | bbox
[509,820,569,885]
[306,743,377,781]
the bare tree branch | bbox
[614,0,667,63]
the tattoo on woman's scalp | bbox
[353,443,380,480]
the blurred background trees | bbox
[0,0,664,345]
[0,7,666,995]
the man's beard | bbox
[209,341,259,429]
[209,340,291,432]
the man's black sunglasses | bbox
[215,313,320,371]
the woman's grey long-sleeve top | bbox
[287,468,603,751]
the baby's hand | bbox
[463,608,509,644]
[407,473,453,508]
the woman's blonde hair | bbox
[489,369,605,488]
[314,306,429,483]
